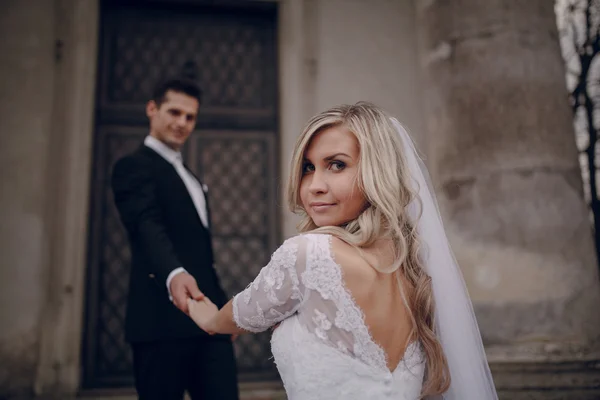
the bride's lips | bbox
[309,202,335,212]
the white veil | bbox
[390,118,498,399]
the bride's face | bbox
[300,125,368,227]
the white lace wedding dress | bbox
[233,233,425,400]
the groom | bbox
[111,77,238,399]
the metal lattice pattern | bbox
[199,138,269,236]
[85,3,278,388]
[94,133,144,377]
[198,136,276,372]
[556,0,600,266]
[81,130,144,379]
[88,132,278,382]
[106,11,271,108]
[212,236,273,371]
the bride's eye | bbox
[302,162,315,174]
[329,160,346,171]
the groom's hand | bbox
[170,272,204,315]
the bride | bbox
[188,102,498,399]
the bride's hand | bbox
[187,297,218,335]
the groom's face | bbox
[147,90,199,151]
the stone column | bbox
[34,0,99,397]
[0,0,56,398]
[416,0,600,397]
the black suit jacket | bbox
[111,144,228,343]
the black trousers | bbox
[131,337,239,400]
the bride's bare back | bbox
[231,234,426,399]
[331,236,414,371]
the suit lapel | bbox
[183,162,211,231]
[140,145,209,231]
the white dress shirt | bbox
[144,135,208,297]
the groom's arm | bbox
[111,156,199,309]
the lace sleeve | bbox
[232,236,308,332]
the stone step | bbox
[76,382,286,400]
[491,359,600,400]
[66,360,600,400]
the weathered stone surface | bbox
[416,0,600,356]
[0,0,55,397]
[492,359,600,400]
[0,330,38,399]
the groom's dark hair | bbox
[152,77,203,107]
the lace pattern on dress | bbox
[233,233,424,376]
[301,234,388,371]
[233,238,303,333]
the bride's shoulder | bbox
[275,233,335,261]
[276,233,365,265]
[271,234,316,256]
[282,233,332,247]
[329,236,377,282]
[289,233,360,263]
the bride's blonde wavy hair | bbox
[286,102,450,396]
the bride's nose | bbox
[308,170,328,194]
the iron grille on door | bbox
[83,1,279,388]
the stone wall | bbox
[279,0,423,238]
[0,0,56,397]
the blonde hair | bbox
[286,102,450,396]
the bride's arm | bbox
[188,298,243,335]
[189,235,309,335]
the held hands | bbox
[188,297,218,335]
[171,273,238,341]
[169,272,204,315]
